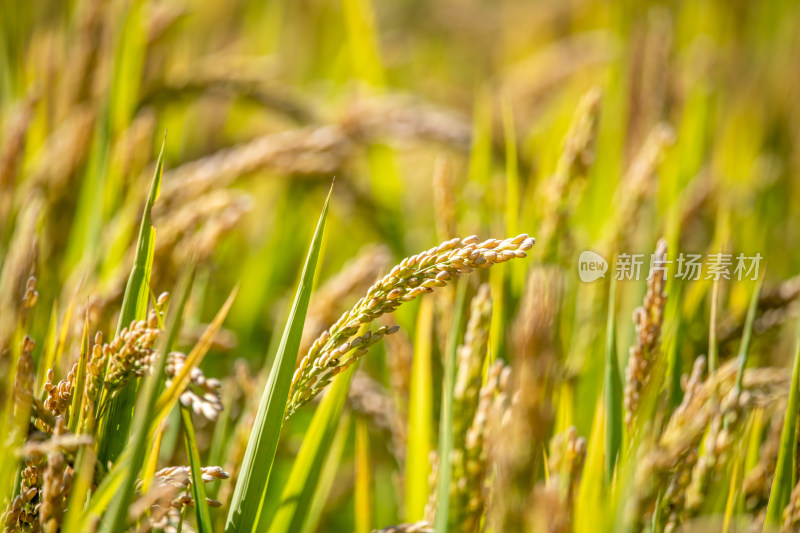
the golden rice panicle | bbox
[43,365,76,418]
[129,480,180,529]
[0,196,40,353]
[547,426,587,507]
[12,335,35,420]
[40,418,72,532]
[2,452,42,532]
[447,285,493,531]
[624,238,668,427]
[539,87,602,262]
[341,95,472,151]
[300,244,392,355]
[103,312,161,396]
[0,92,38,193]
[154,465,230,489]
[81,331,105,433]
[286,324,400,418]
[632,359,787,531]
[718,273,800,352]
[159,125,352,206]
[287,234,534,416]
[166,351,224,421]
[153,465,230,513]
[493,267,561,532]
[22,107,95,196]
[0,94,38,227]
[684,387,752,516]
[660,356,706,528]
[626,9,672,159]
[601,125,674,253]
[533,426,588,533]
[461,360,510,533]
[169,190,253,265]
[526,426,587,533]
[453,284,492,442]
[109,109,157,187]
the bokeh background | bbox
[2,0,800,530]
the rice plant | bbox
[2,0,800,532]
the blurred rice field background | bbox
[2,0,800,531]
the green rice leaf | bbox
[68,311,89,433]
[355,416,373,533]
[764,309,800,529]
[181,403,213,533]
[708,278,720,374]
[265,361,357,533]
[604,277,622,484]
[152,287,239,428]
[405,296,435,521]
[735,276,764,398]
[97,135,166,467]
[225,184,333,532]
[301,412,351,533]
[434,278,468,532]
[97,259,194,533]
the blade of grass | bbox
[300,412,351,533]
[355,416,373,533]
[141,417,166,493]
[604,277,622,483]
[734,276,764,399]
[79,451,129,529]
[265,361,358,533]
[97,135,165,467]
[97,260,194,533]
[181,403,213,532]
[405,296,435,521]
[764,313,800,529]
[68,311,89,433]
[225,184,333,532]
[575,401,609,533]
[53,287,79,374]
[434,278,468,532]
[708,278,720,374]
[723,459,741,533]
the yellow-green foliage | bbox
[1,1,800,532]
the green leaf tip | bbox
[225,186,333,532]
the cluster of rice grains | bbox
[0,280,229,532]
[624,238,669,428]
[286,234,534,417]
